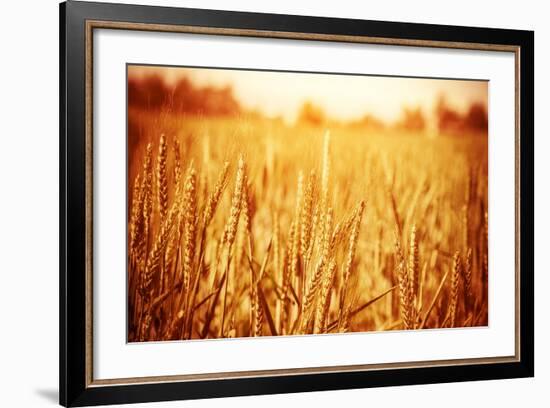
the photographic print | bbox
[127,64,489,342]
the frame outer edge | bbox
[64,1,89,406]
[59,1,68,406]
[519,30,534,377]
[61,1,534,405]
[70,0,529,43]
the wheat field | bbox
[127,107,488,342]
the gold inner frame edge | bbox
[84,19,521,388]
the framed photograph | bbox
[59,1,534,406]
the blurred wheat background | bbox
[127,65,488,342]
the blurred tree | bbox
[435,94,488,135]
[128,75,168,109]
[128,75,241,116]
[297,101,326,127]
[350,114,385,130]
[397,106,426,132]
[465,102,488,132]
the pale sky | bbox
[128,65,488,124]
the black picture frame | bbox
[60,1,534,406]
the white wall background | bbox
[0,0,545,407]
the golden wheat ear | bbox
[395,233,413,330]
[203,161,230,227]
[222,156,245,247]
[448,251,462,328]
[339,201,365,323]
[156,133,169,222]
[300,170,316,265]
[220,156,246,336]
[182,166,197,294]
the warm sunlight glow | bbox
[128,65,488,125]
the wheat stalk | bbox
[316,259,336,333]
[292,171,304,297]
[129,172,143,261]
[182,166,197,296]
[280,222,295,335]
[203,161,230,227]
[395,233,413,329]
[300,259,325,333]
[408,224,420,314]
[142,203,178,293]
[301,170,316,264]
[339,201,365,321]
[464,247,473,314]
[448,251,462,328]
[220,156,246,335]
[173,139,182,189]
[141,143,154,255]
[156,134,169,222]
[249,266,264,337]
[222,157,245,247]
